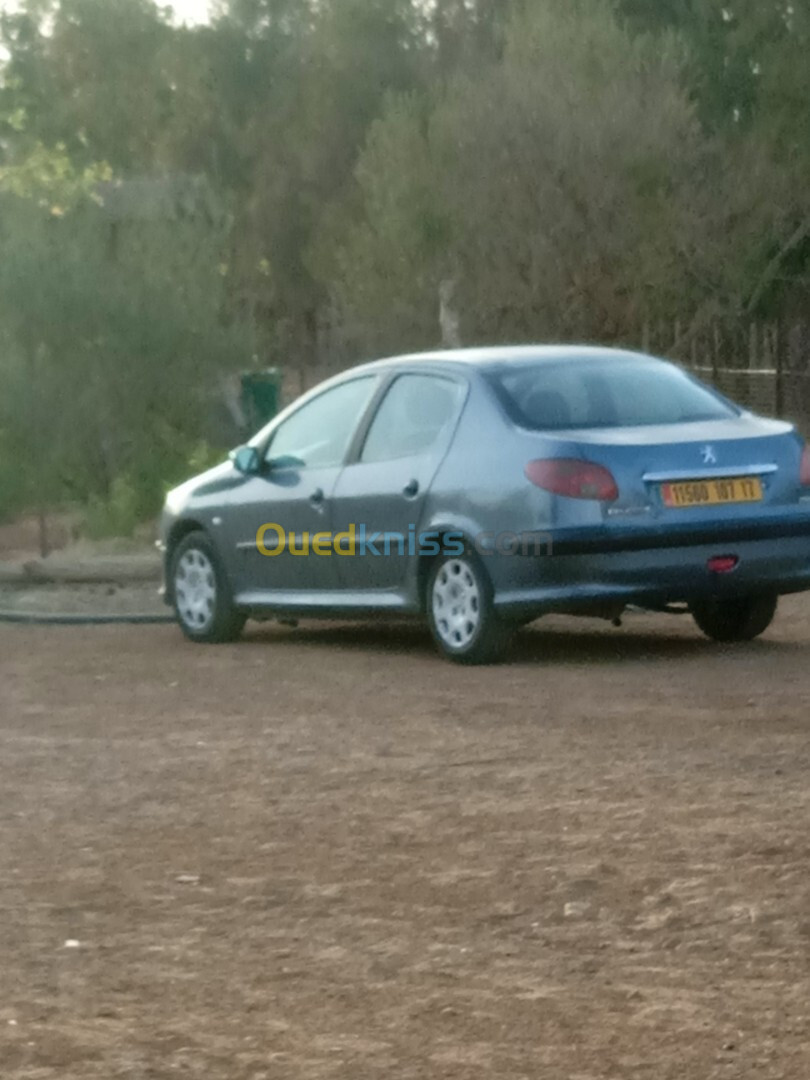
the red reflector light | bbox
[801,445,810,487]
[707,555,739,574]
[525,458,619,501]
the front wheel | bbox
[171,531,246,644]
[691,593,778,643]
[427,552,513,664]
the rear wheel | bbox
[691,593,778,643]
[171,531,246,644]
[427,551,513,664]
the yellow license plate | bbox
[661,477,763,508]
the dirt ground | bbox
[0,583,167,618]
[2,601,810,1080]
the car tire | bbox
[427,550,513,664]
[170,531,246,644]
[691,593,778,643]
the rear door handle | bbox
[309,487,325,508]
[403,479,420,499]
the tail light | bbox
[801,445,810,487]
[525,458,619,501]
[707,555,739,574]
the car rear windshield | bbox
[486,358,737,431]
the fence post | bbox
[749,321,757,371]
[774,322,785,418]
[712,322,721,384]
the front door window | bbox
[266,376,378,470]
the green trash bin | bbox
[241,369,282,432]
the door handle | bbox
[309,487,325,508]
[403,479,420,499]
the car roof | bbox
[353,345,665,373]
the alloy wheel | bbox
[174,548,217,633]
[431,558,482,650]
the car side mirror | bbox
[230,445,261,475]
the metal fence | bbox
[274,315,810,434]
[644,319,810,434]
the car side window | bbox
[266,376,377,469]
[360,374,466,464]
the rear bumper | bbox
[492,513,810,614]
[545,512,810,557]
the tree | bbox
[219,0,425,365]
[0,189,251,531]
[0,0,181,172]
[616,0,810,319]
[335,1,752,346]
[427,0,512,69]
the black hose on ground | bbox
[0,611,174,626]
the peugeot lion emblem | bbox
[701,445,718,466]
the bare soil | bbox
[0,515,158,581]
[2,601,810,1079]
[0,583,165,618]
[0,516,79,560]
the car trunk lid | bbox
[571,416,802,516]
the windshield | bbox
[487,358,737,431]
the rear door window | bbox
[360,374,466,463]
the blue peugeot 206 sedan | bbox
[159,346,810,663]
